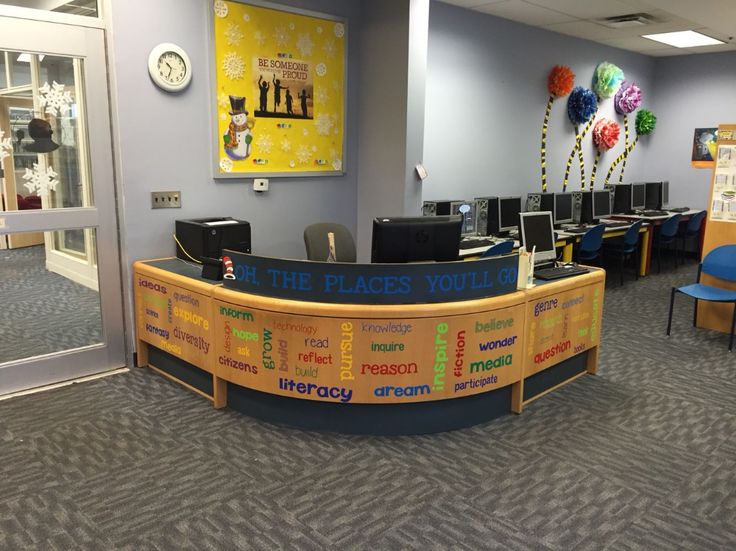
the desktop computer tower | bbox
[175,218,252,263]
[572,192,583,223]
[475,196,499,236]
[526,193,542,212]
[538,193,555,213]
[422,200,453,216]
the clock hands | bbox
[166,62,173,78]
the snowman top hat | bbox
[229,95,248,116]
[24,118,59,153]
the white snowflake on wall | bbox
[254,30,267,46]
[332,159,342,171]
[315,88,330,105]
[280,138,291,152]
[316,26,323,34]
[289,160,296,168]
[296,144,311,164]
[222,52,245,80]
[0,130,12,163]
[315,63,327,77]
[22,163,59,195]
[243,13,250,22]
[302,128,309,137]
[296,33,314,57]
[334,23,345,38]
[273,26,290,47]
[225,23,243,46]
[322,38,336,59]
[219,113,227,121]
[219,157,233,173]
[213,0,228,18]
[256,133,273,154]
[289,22,296,31]
[315,113,334,136]
[37,81,73,117]
[332,79,340,91]
[218,93,229,109]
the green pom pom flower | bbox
[635,109,657,135]
[592,62,624,99]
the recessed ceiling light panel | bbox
[642,30,724,48]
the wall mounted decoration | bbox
[212,0,347,178]
[612,81,642,184]
[563,87,597,191]
[589,118,620,189]
[692,128,718,168]
[605,109,656,185]
[540,65,575,192]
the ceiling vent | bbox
[596,13,660,29]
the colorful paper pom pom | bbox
[548,65,575,97]
[592,118,620,151]
[635,109,657,135]
[567,87,598,125]
[592,62,624,99]
[614,82,642,114]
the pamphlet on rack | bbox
[517,246,535,289]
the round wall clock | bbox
[147,43,192,92]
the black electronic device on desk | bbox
[579,189,612,224]
[459,236,496,250]
[371,215,462,263]
[175,217,251,280]
[668,206,690,213]
[519,211,589,280]
[539,192,573,227]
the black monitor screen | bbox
[520,212,557,263]
[632,184,646,209]
[645,182,662,209]
[554,193,573,223]
[592,190,611,219]
[371,215,462,263]
[499,197,522,231]
[612,184,632,213]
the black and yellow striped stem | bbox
[541,95,553,193]
[589,150,602,190]
[618,115,631,185]
[605,135,639,186]
[563,117,595,192]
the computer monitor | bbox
[519,211,557,264]
[553,193,573,224]
[631,183,647,210]
[645,182,662,210]
[662,181,669,207]
[451,200,476,235]
[499,196,522,232]
[592,190,612,219]
[371,215,462,263]
[612,184,632,214]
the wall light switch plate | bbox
[151,191,181,209]
[253,178,269,192]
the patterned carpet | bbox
[1,262,735,550]
[0,246,102,363]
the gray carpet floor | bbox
[0,245,102,363]
[0,262,735,550]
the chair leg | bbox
[693,298,698,327]
[730,303,736,352]
[634,248,640,281]
[666,288,676,336]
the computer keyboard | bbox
[535,264,590,280]
[459,237,495,250]
[602,221,630,228]
[564,226,589,234]
[668,206,689,213]
[639,210,669,217]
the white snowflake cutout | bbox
[302,128,309,137]
[296,33,314,57]
[217,93,229,109]
[273,25,289,47]
[322,38,336,59]
[214,0,228,18]
[315,88,330,105]
[289,160,296,168]
[220,113,227,121]
[296,145,311,164]
[243,13,250,22]
[219,157,233,173]
[37,81,73,117]
[0,130,12,163]
[316,26,323,34]
[22,163,59,194]
[280,138,292,152]
[332,159,342,171]
[225,23,243,46]
[334,23,345,38]
[222,52,245,80]
[256,133,273,154]
[254,30,266,46]
[316,63,327,77]
[315,113,333,136]
[311,145,317,152]
[289,22,295,31]
[332,79,340,91]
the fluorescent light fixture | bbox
[17,53,46,63]
[642,30,724,48]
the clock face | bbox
[157,51,187,85]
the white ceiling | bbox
[439,0,736,56]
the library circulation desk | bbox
[134,253,605,434]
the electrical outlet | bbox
[253,178,269,192]
[151,191,181,209]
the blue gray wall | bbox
[648,52,736,210]
[422,1,656,203]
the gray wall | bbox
[648,51,736,210]
[422,1,656,203]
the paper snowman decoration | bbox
[223,95,254,161]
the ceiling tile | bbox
[542,20,628,41]
[474,1,577,26]
[439,0,505,8]
[523,0,643,20]
[600,36,676,52]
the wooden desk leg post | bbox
[511,380,524,414]
[135,339,149,368]
[586,346,599,375]
[562,242,574,263]
[640,228,651,277]
[213,376,227,409]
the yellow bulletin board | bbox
[211,0,346,177]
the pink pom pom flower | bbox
[614,82,642,115]
[593,118,620,151]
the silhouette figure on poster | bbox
[285,89,294,115]
[258,75,270,113]
[272,74,288,113]
[299,89,310,118]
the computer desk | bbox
[459,237,574,261]
[557,221,651,276]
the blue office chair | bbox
[480,240,514,257]
[603,219,644,286]
[677,210,706,265]
[655,213,682,273]
[666,244,736,351]
[576,224,605,265]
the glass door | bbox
[0,16,124,394]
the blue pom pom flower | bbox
[567,86,598,126]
